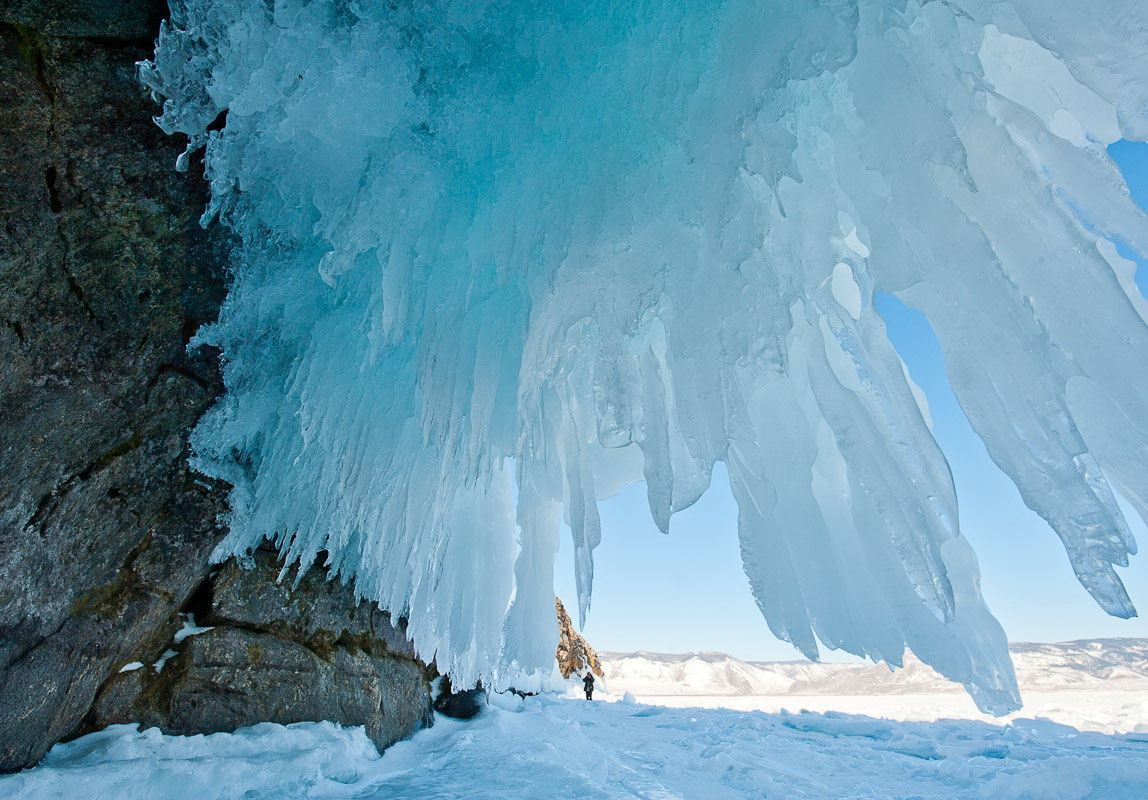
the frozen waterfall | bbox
[142,0,1148,712]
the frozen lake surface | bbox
[3,691,1147,800]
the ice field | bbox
[3,692,1147,800]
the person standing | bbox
[582,671,595,700]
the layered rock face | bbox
[0,2,431,770]
[0,3,229,771]
[84,550,433,753]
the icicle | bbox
[146,0,1147,709]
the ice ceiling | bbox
[144,0,1148,711]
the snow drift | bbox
[141,0,1148,711]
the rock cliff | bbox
[83,550,433,753]
[0,1,431,771]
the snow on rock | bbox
[141,0,1148,709]
[3,697,1148,799]
[152,649,178,674]
[604,651,796,697]
[172,613,214,645]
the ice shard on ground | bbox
[142,0,1148,711]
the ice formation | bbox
[142,0,1148,711]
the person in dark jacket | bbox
[582,671,595,700]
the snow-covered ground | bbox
[3,693,1147,800]
[6,640,1147,798]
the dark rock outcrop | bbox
[83,551,433,753]
[0,3,231,772]
[0,1,434,771]
[0,1,169,41]
[433,675,487,720]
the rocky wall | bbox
[84,550,433,754]
[0,1,432,770]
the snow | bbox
[599,639,1148,699]
[4,695,1147,799]
[172,613,214,645]
[153,649,179,674]
[118,616,215,676]
[7,642,1146,797]
[140,0,1148,707]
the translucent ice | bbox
[143,0,1148,710]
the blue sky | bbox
[555,140,1148,661]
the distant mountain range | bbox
[599,639,1148,696]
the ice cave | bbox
[138,0,1148,714]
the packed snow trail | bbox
[4,695,1148,799]
[142,0,1148,705]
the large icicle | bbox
[143,0,1148,708]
